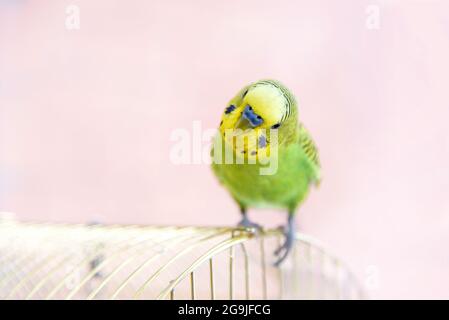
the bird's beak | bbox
[235,105,263,130]
[235,114,252,130]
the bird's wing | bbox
[298,124,321,184]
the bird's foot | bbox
[237,216,262,232]
[273,223,296,267]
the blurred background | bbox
[0,0,448,299]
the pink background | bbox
[1,0,448,299]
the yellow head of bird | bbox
[218,80,297,160]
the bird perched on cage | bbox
[211,79,321,266]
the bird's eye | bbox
[225,105,236,114]
[271,123,280,129]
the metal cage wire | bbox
[0,220,364,300]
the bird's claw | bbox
[273,243,285,256]
[238,216,262,232]
[273,220,295,266]
[273,236,293,266]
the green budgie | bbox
[211,79,321,266]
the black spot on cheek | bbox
[225,105,236,114]
[258,136,267,148]
[271,123,280,129]
[251,151,257,155]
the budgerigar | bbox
[211,79,321,266]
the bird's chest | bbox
[219,150,311,209]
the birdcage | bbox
[0,217,364,300]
